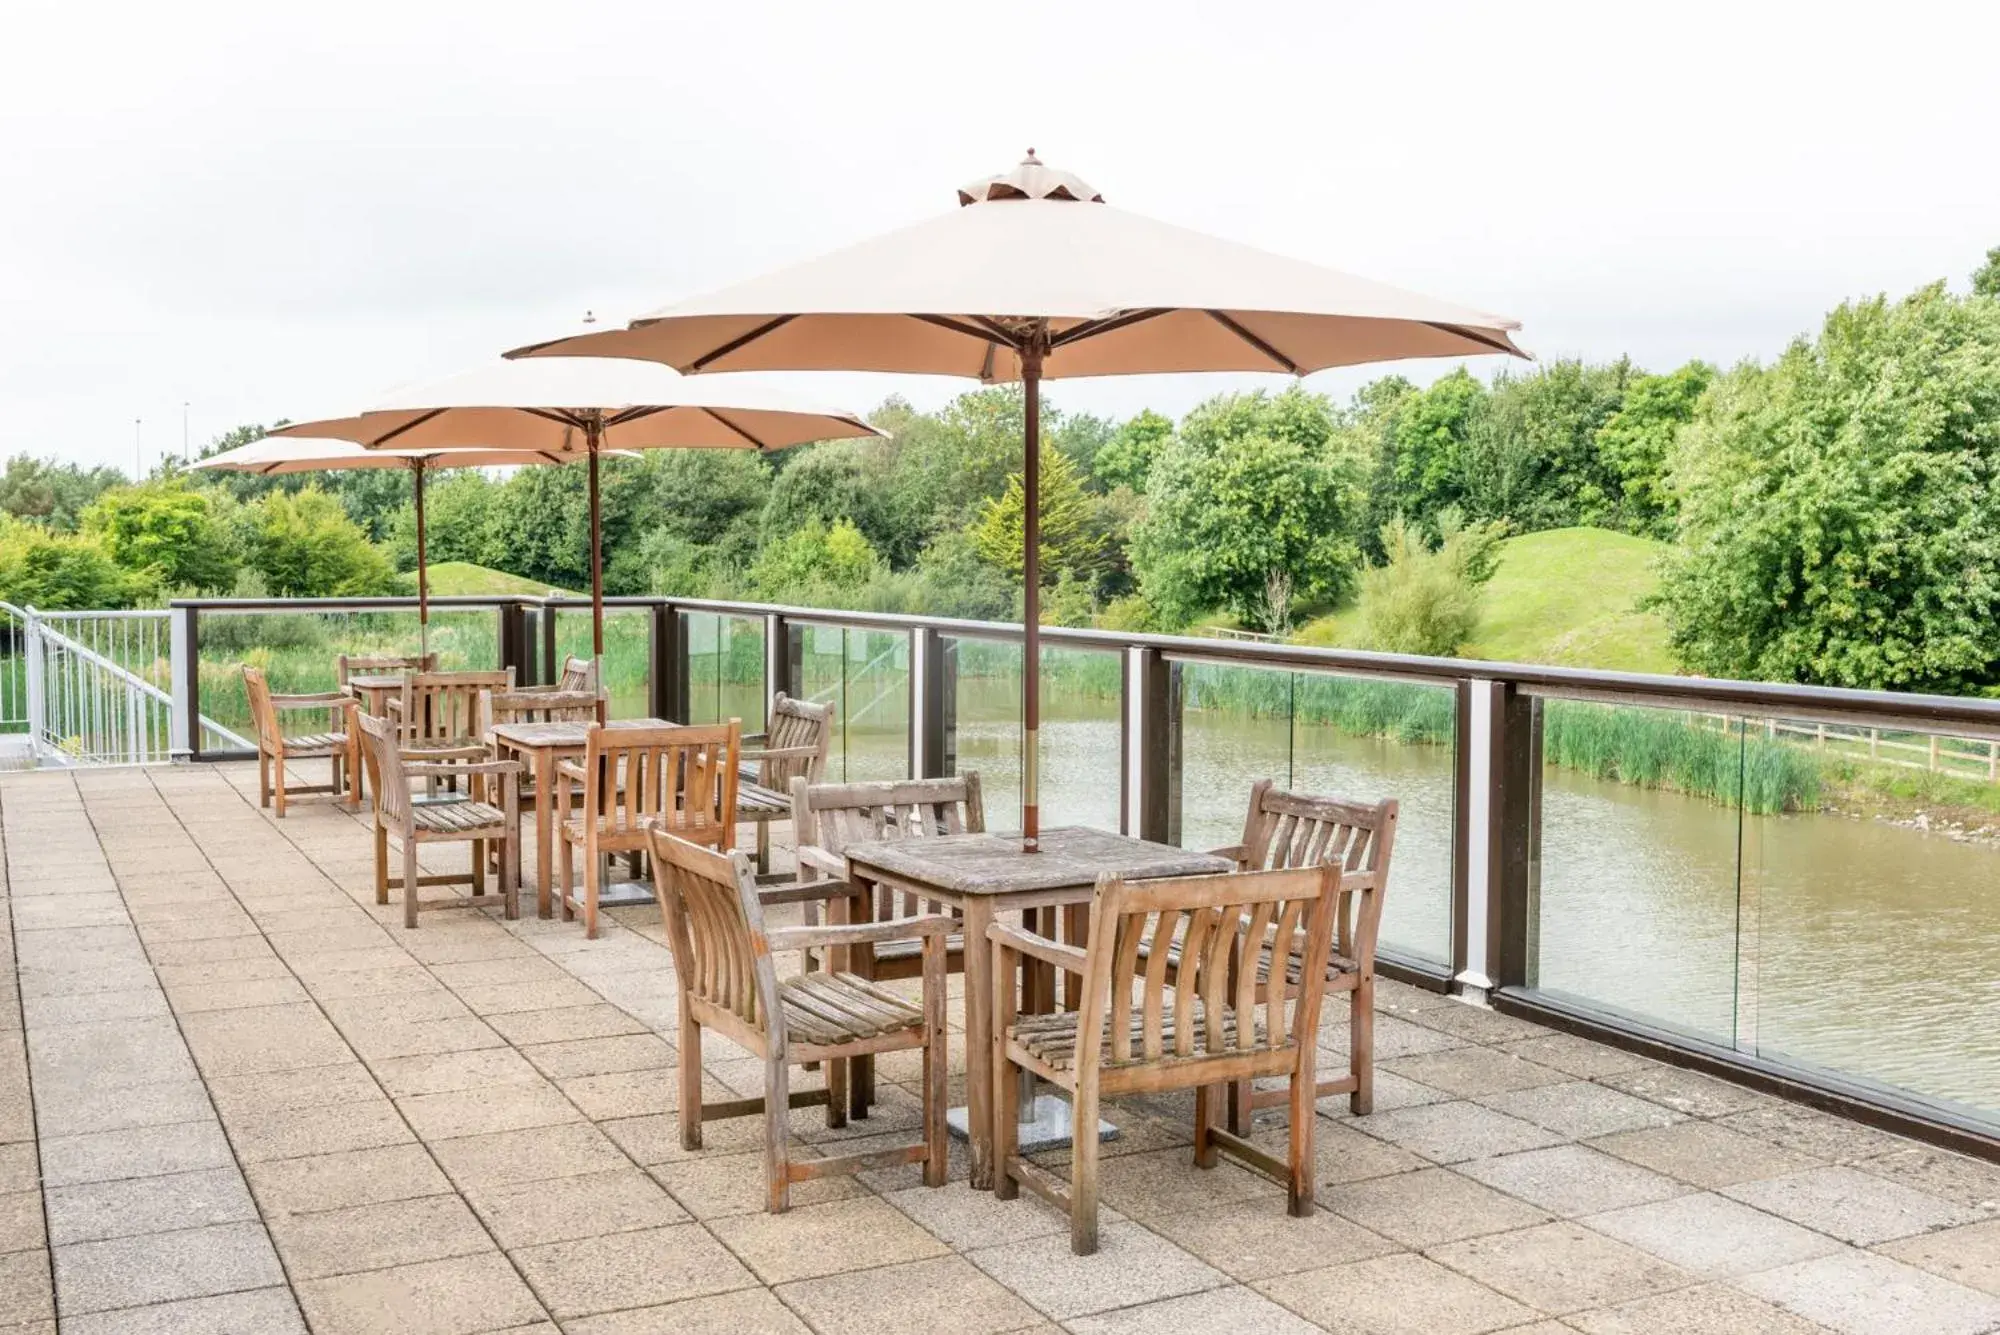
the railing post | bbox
[1482,680,1540,993]
[913,627,945,779]
[764,614,790,730]
[23,608,45,760]
[1451,678,1476,986]
[168,603,196,762]
[651,603,687,723]
[498,601,534,686]
[1128,646,1177,844]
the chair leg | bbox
[1194,1084,1218,1169]
[373,819,389,905]
[470,837,486,898]
[402,837,421,930]
[1289,1053,1318,1217]
[1070,1079,1101,1255]
[583,842,601,939]
[272,754,287,818]
[992,1048,1020,1202]
[1350,976,1374,1116]
[557,832,574,922]
[825,1054,847,1131]
[679,1012,703,1150]
[756,819,770,876]
[1227,1076,1252,1136]
[502,820,519,921]
[257,751,271,808]
[765,1054,791,1214]
[921,935,947,1188]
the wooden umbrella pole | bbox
[1021,335,1044,853]
[412,459,430,658]
[587,417,607,723]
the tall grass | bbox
[1542,701,1820,815]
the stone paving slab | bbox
[0,763,1996,1334]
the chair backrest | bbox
[395,670,514,744]
[790,774,983,920]
[584,720,741,844]
[555,655,598,693]
[336,652,436,686]
[647,828,778,1041]
[487,688,598,727]
[242,665,280,749]
[1235,780,1397,972]
[1081,864,1338,1071]
[357,713,414,832]
[759,692,834,788]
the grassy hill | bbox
[423,562,579,598]
[1299,527,1678,674]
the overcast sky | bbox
[3,0,1996,474]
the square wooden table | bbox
[344,673,408,803]
[487,718,668,919]
[843,826,1235,1191]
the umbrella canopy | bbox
[272,357,882,671]
[189,436,619,652]
[508,153,1527,848]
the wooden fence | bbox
[1704,715,2000,783]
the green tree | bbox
[1356,510,1506,657]
[1132,389,1365,634]
[1593,361,1713,535]
[760,444,912,564]
[1659,283,2000,692]
[748,520,882,602]
[385,471,499,572]
[969,442,1102,586]
[1092,410,1174,492]
[81,480,239,592]
[1470,359,1632,529]
[0,456,127,531]
[247,487,397,598]
[1390,370,1486,527]
[1973,245,2000,299]
[0,520,138,609]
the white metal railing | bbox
[0,604,250,769]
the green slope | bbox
[1298,527,1678,674]
[423,562,579,598]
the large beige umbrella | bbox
[188,435,622,654]
[272,357,880,674]
[509,152,1528,847]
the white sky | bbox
[3,0,1996,474]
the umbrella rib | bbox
[1048,307,1171,349]
[1204,311,1303,375]
[1424,321,1524,357]
[911,313,1018,348]
[700,408,772,451]
[603,405,666,428]
[367,408,448,448]
[688,315,797,371]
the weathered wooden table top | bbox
[345,674,406,692]
[844,826,1234,897]
[487,718,668,750]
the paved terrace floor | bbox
[0,765,1998,1335]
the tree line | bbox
[3,245,1995,695]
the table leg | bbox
[535,750,554,919]
[961,896,997,1191]
[847,873,877,1121]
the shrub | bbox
[1355,511,1504,657]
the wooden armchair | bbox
[992,863,1340,1254]
[556,721,740,938]
[736,693,835,873]
[242,665,358,817]
[1197,781,1397,1123]
[648,826,948,1213]
[788,773,983,981]
[357,713,522,928]
[385,669,513,754]
[335,652,436,686]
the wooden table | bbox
[844,826,1235,1191]
[488,718,669,919]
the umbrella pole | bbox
[1021,339,1044,853]
[587,418,606,723]
[413,460,429,659]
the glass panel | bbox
[943,636,1123,833]
[681,612,765,728]
[549,605,651,719]
[789,624,911,782]
[1740,715,2000,1124]
[194,606,500,743]
[1177,662,1457,966]
[1530,700,1745,1044]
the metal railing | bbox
[143,592,2000,1159]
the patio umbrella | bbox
[189,435,615,655]
[270,357,880,675]
[506,151,1528,848]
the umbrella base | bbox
[946,1093,1119,1152]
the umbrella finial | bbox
[959,152,1102,206]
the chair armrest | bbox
[987,921,1088,976]
[795,844,847,879]
[756,878,864,907]
[404,760,523,780]
[740,731,769,748]
[767,914,954,953]
[272,691,351,709]
[384,698,405,719]
[555,759,588,783]
[740,743,821,764]
[400,743,488,762]
[1207,842,1250,868]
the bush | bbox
[83,479,240,594]
[248,488,397,598]
[0,521,141,609]
[1355,512,1504,657]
